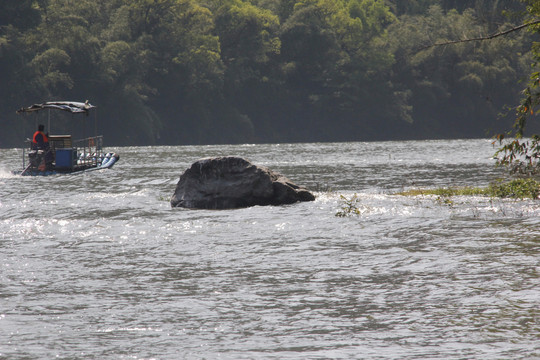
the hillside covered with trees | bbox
[1,0,538,147]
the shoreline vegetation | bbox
[396,178,540,200]
[336,178,539,217]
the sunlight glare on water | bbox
[0,140,538,359]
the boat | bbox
[14,101,119,176]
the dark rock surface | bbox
[170,156,315,209]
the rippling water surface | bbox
[1,140,538,359]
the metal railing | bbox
[22,135,105,171]
[73,136,104,168]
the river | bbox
[0,139,538,359]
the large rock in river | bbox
[170,156,315,209]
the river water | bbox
[0,139,538,359]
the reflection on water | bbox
[0,140,538,359]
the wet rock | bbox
[170,156,315,209]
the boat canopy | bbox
[17,101,96,115]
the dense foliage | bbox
[0,0,538,147]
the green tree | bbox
[0,0,48,146]
[388,5,531,138]
[273,0,400,141]
[0,0,43,30]
[211,0,281,142]
[98,0,223,144]
[386,0,438,15]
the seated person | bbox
[32,124,49,150]
[32,124,53,167]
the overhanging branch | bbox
[420,19,540,50]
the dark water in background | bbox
[0,139,538,359]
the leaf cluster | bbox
[335,193,362,217]
[492,0,540,175]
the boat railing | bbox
[72,136,104,167]
[22,135,105,170]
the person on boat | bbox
[32,124,53,169]
[32,124,49,150]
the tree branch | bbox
[419,19,540,50]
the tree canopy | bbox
[0,0,537,148]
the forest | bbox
[1,0,539,147]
